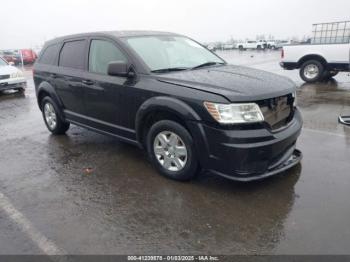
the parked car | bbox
[280,21,350,82]
[34,31,302,182]
[222,43,235,50]
[258,40,267,49]
[0,56,26,92]
[266,40,277,49]
[206,43,216,51]
[0,50,21,65]
[275,40,291,49]
[20,49,38,64]
[237,40,265,50]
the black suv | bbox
[33,31,302,182]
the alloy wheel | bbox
[44,102,57,130]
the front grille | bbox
[258,94,294,130]
[0,75,10,80]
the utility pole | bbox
[19,49,24,70]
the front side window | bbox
[125,36,224,72]
[59,40,86,70]
[89,40,127,74]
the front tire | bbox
[41,96,70,135]
[146,120,199,181]
[299,60,324,83]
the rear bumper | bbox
[187,109,303,181]
[280,62,298,70]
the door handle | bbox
[50,73,57,78]
[82,79,94,85]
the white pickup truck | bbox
[266,40,277,49]
[280,21,350,83]
[237,40,265,50]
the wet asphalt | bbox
[0,50,350,255]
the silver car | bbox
[0,57,26,92]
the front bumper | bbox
[210,149,302,181]
[0,77,26,91]
[187,109,303,181]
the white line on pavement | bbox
[0,191,66,255]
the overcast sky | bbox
[0,0,349,49]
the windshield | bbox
[0,57,7,66]
[125,36,224,72]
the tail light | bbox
[281,48,284,59]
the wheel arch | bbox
[37,81,65,120]
[135,96,202,147]
[297,54,328,68]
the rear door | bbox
[55,39,87,117]
[33,43,61,92]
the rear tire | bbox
[238,45,244,50]
[41,96,70,135]
[146,120,199,181]
[299,60,324,83]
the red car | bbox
[20,49,38,64]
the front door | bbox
[81,38,133,138]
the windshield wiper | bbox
[151,67,189,73]
[191,62,225,70]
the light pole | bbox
[19,49,24,70]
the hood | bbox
[0,65,19,76]
[156,65,296,102]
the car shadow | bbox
[297,79,350,108]
[0,89,26,101]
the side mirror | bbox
[107,61,134,78]
[8,61,15,66]
[339,115,350,126]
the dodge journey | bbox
[33,31,302,181]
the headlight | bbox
[204,101,264,124]
[10,71,23,78]
[10,72,18,78]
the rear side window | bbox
[89,39,127,74]
[59,40,86,70]
[39,44,60,65]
